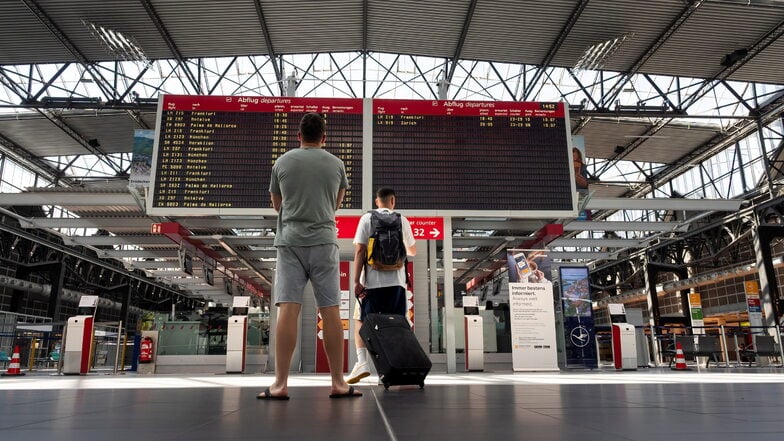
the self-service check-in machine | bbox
[463,295,484,371]
[63,295,98,375]
[609,303,637,370]
[226,296,250,374]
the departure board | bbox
[148,95,363,215]
[373,99,575,216]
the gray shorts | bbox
[274,244,341,307]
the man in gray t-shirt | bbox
[258,113,361,400]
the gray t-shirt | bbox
[269,148,349,247]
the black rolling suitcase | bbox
[359,313,432,389]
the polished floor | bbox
[2,369,784,441]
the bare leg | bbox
[269,302,301,397]
[319,305,352,394]
[354,319,365,350]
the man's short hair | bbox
[299,113,326,143]
[376,187,396,203]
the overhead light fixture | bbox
[720,48,748,67]
[82,19,150,66]
[574,32,634,71]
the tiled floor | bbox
[2,370,784,441]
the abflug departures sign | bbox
[373,99,574,215]
[148,95,575,217]
[148,94,364,215]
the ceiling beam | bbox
[252,0,284,94]
[20,0,118,99]
[523,0,589,100]
[550,238,645,248]
[446,0,478,84]
[453,219,545,231]
[585,197,743,211]
[0,191,138,207]
[626,92,784,199]
[140,0,202,93]
[34,109,125,174]
[549,251,616,260]
[603,0,705,107]
[26,217,153,230]
[0,131,66,184]
[100,250,179,259]
[178,218,276,230]
[683,15,784,110]
[562,221,688,232]
[70,235,174,247]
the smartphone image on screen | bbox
[514,252,531,279]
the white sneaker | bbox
[346,362,370,384]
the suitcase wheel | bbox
[383,382,390,390]
[419,382,425,389]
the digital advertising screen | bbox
[558,265,597,369]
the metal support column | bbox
[642,255,661,364]
[46,258,67,320]
[443,217,456,373]
[428,240,439,353]
[753,224,784,333]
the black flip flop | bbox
[257,387,290,400]
[329,386,363,399]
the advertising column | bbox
[507,250,559,371]
[315,261,351,373]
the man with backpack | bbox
[347,187,416,384]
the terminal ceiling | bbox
[2,0,784,302]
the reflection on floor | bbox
[2,370,784,441]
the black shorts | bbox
[359,285,407,320]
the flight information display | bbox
[373,99,575,215]
[148,95,363,215]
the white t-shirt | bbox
[353,208,415,289]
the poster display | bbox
[129,129,154,188]
[559,266,597,369]
[507,249,558,371]
[688,292,705,333]
[744,280,764,335]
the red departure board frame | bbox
[147,95,364,216]
[372,99,576,217]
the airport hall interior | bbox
[2,1,784,440]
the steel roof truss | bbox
[523,0,589,100]
[208,57,238,95]
[298,53,363,98]
[682,17,784,111]
[603,1,706,107]
[252,0,283,94]
[329,53,358,98]
[140,0,202,94]
[446,0,478,85]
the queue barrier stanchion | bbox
[649,325,660,367]
[778,326,784,367]
[719,325,732,367]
